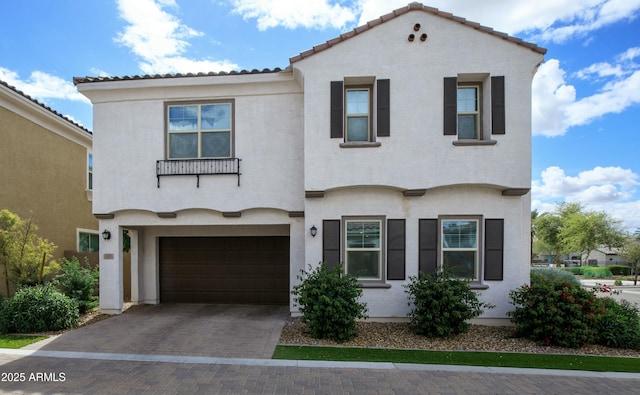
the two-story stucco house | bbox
[75,3,545,321]
[0,80,98,296]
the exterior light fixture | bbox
[310,225,317,237]
[102,229,111,240]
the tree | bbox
[533,202,626,266]
[0,209,57,295]
[621,236,640,285]
[533,212,563,265]
[560,208,626,265]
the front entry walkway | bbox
[32,304,290,359]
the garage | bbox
[159,236,289,305]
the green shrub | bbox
[508,274,602,348]
[582,266,612,279]
[608,265,631,276]
[404,271,492,338]
[596,298,640,350]
[1,284,79,333]
[566,266,584,275]
[54,256,98,314]
[292,262,367,342]
[531,267,581,286]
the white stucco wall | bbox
[294,11,542,192]
[81,73,304,214]
[302,186,531,319]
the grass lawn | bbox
[0,335,47,349]
[273,346,640,373]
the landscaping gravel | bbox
[278,317,640,357]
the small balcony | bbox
[156,158,241,187]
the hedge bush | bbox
[54,256,99,314]
[404,271,491,338]
[595,298,640,349]
[582,266,613,279]
[0,284,79,333]
[292,263,367,342]
[531,267,581,286]
[565,266,584,275]
[608,265,631,276]
[509,273,601,348]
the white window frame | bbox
[440,216,482,281]
[77,228,99,253]
[457,84,481,139]
[343,216,385,281]
[87,152,93,191]
[345,87,371,142]
[166,101,233,159]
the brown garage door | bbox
[159,236,289,304]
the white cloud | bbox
[532,165,640,230]
[229,0,358,31]
[0,67,90,104]
[116,0,238,74]
[532,52,640,137]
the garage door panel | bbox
[160,236,289,304]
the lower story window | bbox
[345,218,382,280]
[441,219,479,280]
[79,231,99,252]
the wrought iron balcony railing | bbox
[156,158,241,187]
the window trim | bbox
[342,216,386,283]
[444,75,502,145]
[345,85,373,143]
[457,83,481,139]
[77,228,99,253]
[87,152,93,191]
[438,215,483,282]
[165,100,235,160]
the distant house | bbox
[583,247,627,267]
[0,80,97,296]
[75,3,545,321]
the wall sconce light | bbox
[310,225,317,238]
[102,229,111,240]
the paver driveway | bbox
[34,304,289,359]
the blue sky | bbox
[1,0,639,230]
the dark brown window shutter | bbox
[484,219,504,280]
[443,77,457,135]
[491,76,505,134]
[387,219,405,280]
[419,219,438,274]
[330,81,344,138]
[323,220,340,269]
[376,79,390,137]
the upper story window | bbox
[167,101,233,159]
[457,85,480,139]
[330,79,390,145]
[345,88,371,142]
[87,153,93,190]
[443,75,504,144]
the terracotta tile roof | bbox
[73,68,284,85]
[0,79,92,135]
[289,2,547,63]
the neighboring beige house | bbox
[583,247,627,267]
[0,80,98,296]
[75,3,545,321]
